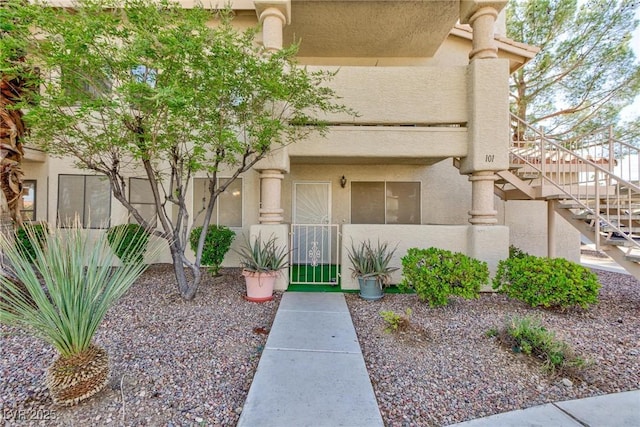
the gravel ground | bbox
[347,268,640,427]
[0,265,280,426]
[1,265,638,427]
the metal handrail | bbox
[510,114,640,252]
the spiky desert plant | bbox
[0,218,158,405]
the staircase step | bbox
[573,213,640,220]
[625,252,640,262]
[516,173,540,180]
[604,238,639,247]
[598,226,640,233]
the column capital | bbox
[254,0,291,25]
[459,0,507,24]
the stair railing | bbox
[510,114,640,252]
[564,126,640,183]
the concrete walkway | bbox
[448,389,640,426]
[237,292,384,427]
[239,291,639,427]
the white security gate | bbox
[290,182,340,285]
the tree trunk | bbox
[169,241,201,300]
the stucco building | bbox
[20,0,585,290]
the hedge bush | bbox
[15,222,49,263]
[189,225,235,275]
[106,223,150,264]
[399,247,489,307]
[493,254,600,310]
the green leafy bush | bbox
[399,247,489,307]
[190,225,235,275]
[493,254,600,310]
[509,245,529,259]
[15,222,49,262]
[380,308,412,333]
[494,316,586,375]
[106,223,150,264]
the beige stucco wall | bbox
[288,127,467,163]
[283,162,475,226]
[340,224,508,291]
[459,59,510,174]
[308,66,467,125]
[502,200,581,263]
[19,155,263,266]
[21,159,49,223]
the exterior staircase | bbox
[491,114,640,278]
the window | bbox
[21,180,36,221]
[61,66,111,103]
[129,178,156,227]
[58,175,111,228]
[351,181,420,225]
[193,178,242,228]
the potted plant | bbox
[236,234,288,302]
[347,239,398,300]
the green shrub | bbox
[15,222,49,263]
[495,316,586,375]
[493,255,600,310]
[189,225,235,275]
[399,247,489,307]
[509,245,529,259]
[106,223,150,264]
[380,308,412,333]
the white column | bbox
[548,200,556,258]
[255,1,291,52]
[468,6,498,60]
[468,171,498,225]
[259,170,284,224]
[254,1,290,225]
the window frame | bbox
[350,180,422,225]
[192,177,244,229]
[57,174,111,229]
[128,177,157,228]
[21,179,37,222]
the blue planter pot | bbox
[357,276,384,300]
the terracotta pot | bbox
[242,270,277,302]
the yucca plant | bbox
[0,219,158,405]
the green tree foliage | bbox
[0,0,352,299]
[508,0,640,142]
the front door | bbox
[291,182,339,285]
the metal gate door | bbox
[290,182,340,285]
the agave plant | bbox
[236,233,288,273]
[0,220,157,405]
[347,239,398,286]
